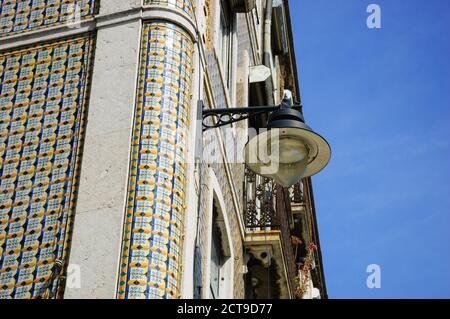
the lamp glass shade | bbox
[278,137,309,164]
[244,127,331,187]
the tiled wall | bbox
[118,22,194,299]
[0,0,97,38]
[0,34,95,298]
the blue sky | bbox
[290,0,450,298]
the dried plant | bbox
[295,243,317,299]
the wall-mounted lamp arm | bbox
[200,100,303,131]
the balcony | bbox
[243,167,327,299]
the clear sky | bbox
[290,0,450,298]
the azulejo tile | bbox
[0,34,95,299]
[118,22,194,300]
[0,0,98,38]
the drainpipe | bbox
[263,0,275,105]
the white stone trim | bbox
[179,43,203,299]
[0,18,96,52]
[64,17,143,299]
[204,168,235,299]
[142,5,198,41]
[0,4,198,52]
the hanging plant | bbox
[295,243,317,299]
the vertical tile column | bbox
[117,20,195,299]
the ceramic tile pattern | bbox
[0,0,97,38]
[118,22,194,299]
[0,34,95,299]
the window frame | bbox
[216,0,233,89]
[204,170,235,299]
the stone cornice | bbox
[0,4,198,52]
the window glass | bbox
[210,221,222,298]
[217,0,232,88]
[210,201,224,299]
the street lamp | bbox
[194,91,331,297]
[200,91,331,187]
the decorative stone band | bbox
[117,22,194,299]
[144,0,195,19]
[0,0,98,39]
[0,34,95,299]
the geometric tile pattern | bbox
[118,22,193,299]
[0,34,95,299]
[0,0,97,38]
[144,0,194,19]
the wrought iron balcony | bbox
[243,166,327,299]
[243,166,299,298]
[243,166,304,230]
[243,167,279,229]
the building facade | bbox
[0,0,327,299]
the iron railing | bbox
[243,167,279,229]
[243,166,305,229]
[243,167,328,298]
[244,166,307,297]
